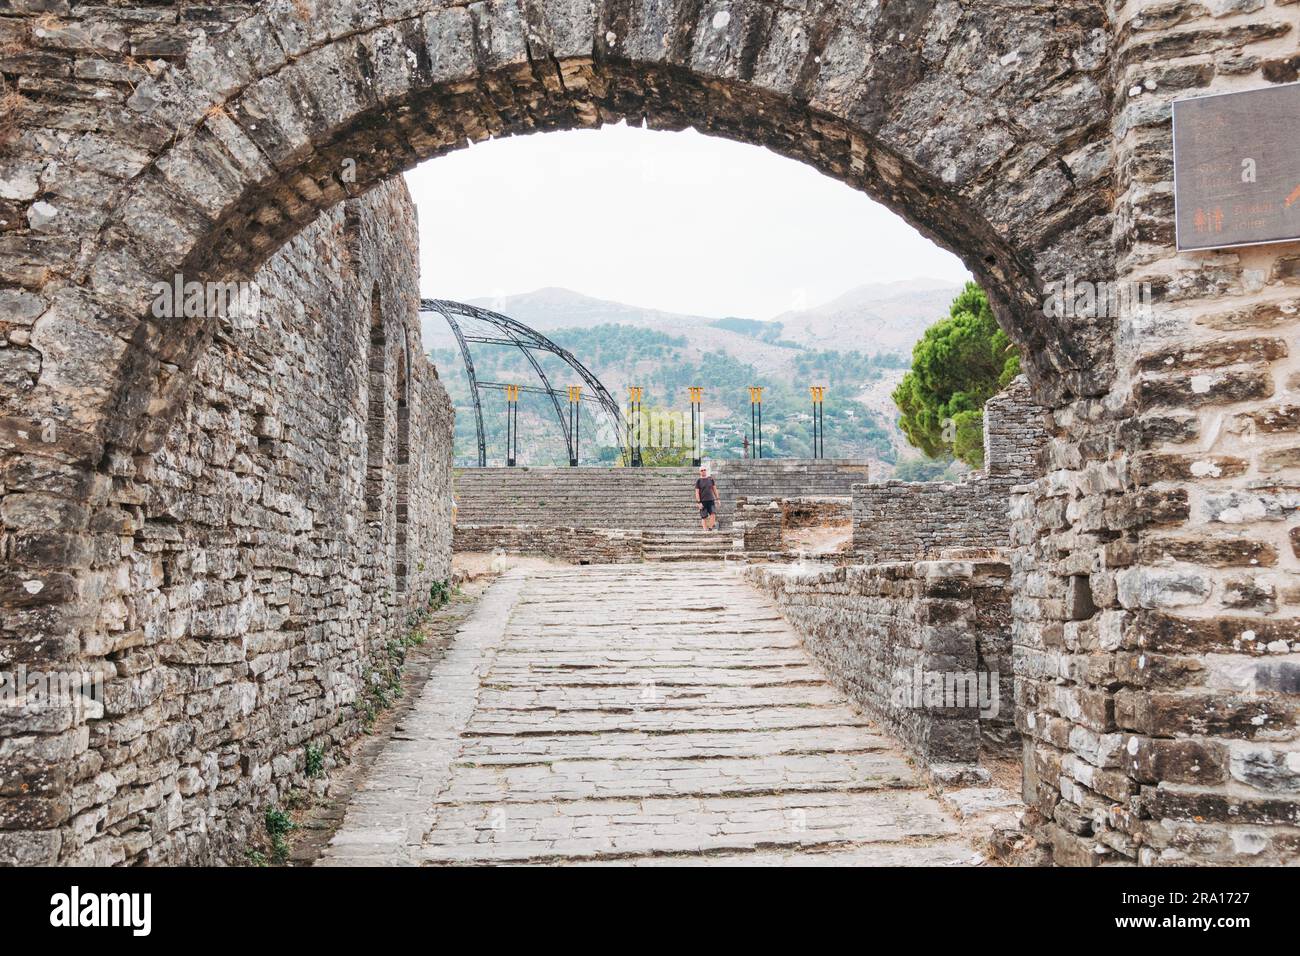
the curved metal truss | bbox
[420,299,625,467]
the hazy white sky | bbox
[404,122,969,320]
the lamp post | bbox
[748,386,764,459]
[567,384,582,466]
[505,384,520,466]
[687,386,703,467]
[628,386,644,467]
[810,385,826,459]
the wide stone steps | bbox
[453,461,870,532]
[642,530,731,562]
[456,494,714,531]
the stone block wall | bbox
[1003,0,1300,867]
[0,180,453,866]
[714,459,869,506]
[746,558,1015,765]
[453,460,869,533]
[733,496,851,553]
[984,375,1053,478]
[853,478,1022,560]
[781,497,853,532]
[452,525,643,563]
[0,0,1296,868]
[732,498,783,552]
[852,378,1050,560]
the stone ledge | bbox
[746,557,1016,771]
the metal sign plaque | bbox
[1173,82,1300,251]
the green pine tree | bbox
[891,282,1021,469]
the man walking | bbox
[695,464,719,532]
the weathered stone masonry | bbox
[741,382,1045,767]
[453,524,643,563]
[851,377,1050,560]
[2,177,453,865]
[1012,1,1300,867]
[732,496,851,555]
[0,0,1297,866]
[747,558,1015,766]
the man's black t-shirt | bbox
[695,476,718,502]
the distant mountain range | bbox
[769,279,963,354]
[420,280,964,469]
[421,279,959,360]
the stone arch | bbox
[0,2,1119,864]
[30,0,1300,872]
[2,0,1297,870]
[62,0,1113,475]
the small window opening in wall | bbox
[1067,574,1097,621]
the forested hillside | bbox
[424,283,959,468]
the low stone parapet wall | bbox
[716,459,869,503]
[852,474,1020,559]
[724,551,853,567]
[453,525,644,563]
[745,557,1015,767]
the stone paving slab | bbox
[436,751,915,803]
[316,570,530,866]
[575,840,980,866]
[474,682,848,712]
[465,705,872,736]
[493,649,812,666]
[499,635,798,651]
[483,664,827,687]
[321,563,978,867]
[458,725,895,762]
[417,790,962,864]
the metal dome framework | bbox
[420,299,624,467]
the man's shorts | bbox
[699,499,717,517]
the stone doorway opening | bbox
[4,1,1113,866]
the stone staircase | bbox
[455,467,715,531]
[642,529,732,562]
[453,460,871,534]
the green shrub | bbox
[264,806,296,863]
[305,744,324,779]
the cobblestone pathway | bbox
[320,564,979,865]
